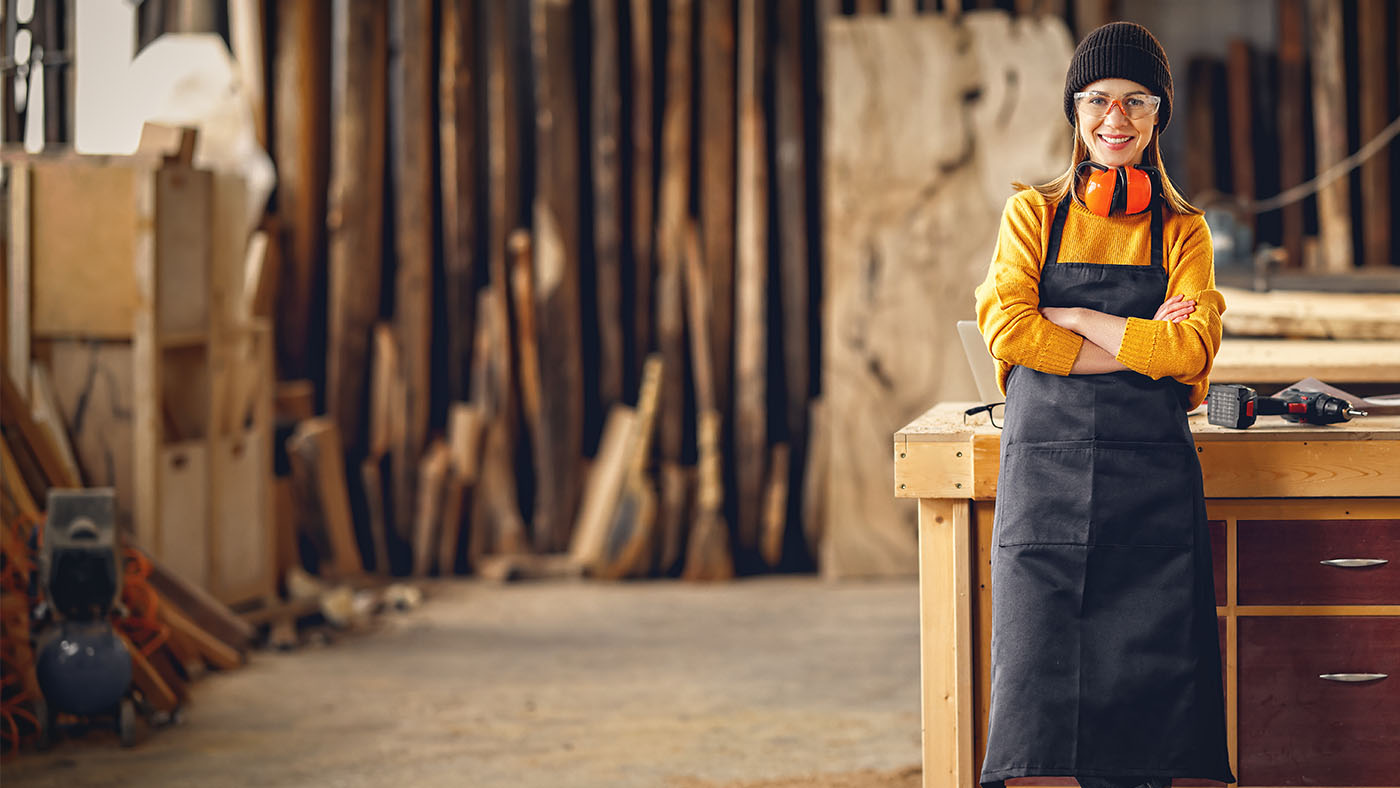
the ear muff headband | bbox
[1076,161,1158,217]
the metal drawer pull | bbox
[1319,558,1388,568]
[1319,673,1388,683]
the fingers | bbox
[1153,296,1196,323]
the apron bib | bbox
[979,195,1234,786]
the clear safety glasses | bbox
[1073,91,1162,120]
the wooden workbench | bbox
[895,403,1400,788]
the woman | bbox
[974,22,1234,788]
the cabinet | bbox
[5,155,275,606]
[894,403,1400,788]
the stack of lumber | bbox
[0,370,252,752]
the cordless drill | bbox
[1207,384,1368,429]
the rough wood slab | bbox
[1213,338,1400,384]
[821,14,1070,578]
[1220,287,1400,341]
[440,0,480,402]
[592,0,625,407]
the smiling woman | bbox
[973,20,1235,788]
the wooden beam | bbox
[228,0,268,148]
[28,361,83,488]
[760,441,790,568]
[570,404,639,571]
[144,551,256,649]
[412,439,451,576]
[629,0,656,388]
[326,0,388,449]
[699,0,737,420]
[441,0,480,401]
[116,630,180,713]
[359,455,391,574]
[1275,0,1306,269]
[285,418,365,579]
[593,355,664,579]
[1226,40,1255,239]
[486,0,524,301]
[389,0,438,535]
[530,0,587,554]
[772,0,809,559]
[734,0,768,557]
[272,0,331,378]
[1356,0,1391,269]
[1185,58,1223,201]
[1306,0,1353,272]
[6,162,29,397]
[1,366,80,489]
[158,598,244,671]
[593,0,626,407]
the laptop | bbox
[957,320,1002,403]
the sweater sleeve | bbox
[975,193,1085,376]
[1115,215,1226,385]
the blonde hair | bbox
[1014,122,1201,215]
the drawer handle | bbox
[1319,673,1388,683]
[1319,558,1389,568]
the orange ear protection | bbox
[1077,162,1157,216]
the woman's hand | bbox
[1153,294,1196,323]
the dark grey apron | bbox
[979,193,1234,787]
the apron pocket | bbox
[1090,442,1197,548]
[996,442,1094,546]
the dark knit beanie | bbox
[1063,21,1173,130]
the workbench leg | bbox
[919,498,974,788]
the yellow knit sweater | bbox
[975,187,1225,409]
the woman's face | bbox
[1076,78,1157,168]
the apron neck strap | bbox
[1047,191,1165,270]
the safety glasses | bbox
[1073,91,1161,120]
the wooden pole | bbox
[326,0,388,449]
[530,0,586,553]
[1306,0,1353,271]
[389,0,437,530]
[272,0,331,378]
[440,0,480,400]
[733,0,768,556]
[1276,0,1306,269]
[773,0,809,557]
[1356,0,1391,268]
[1226,40,1255,241]
[285,418,365,579]
[593,0,626,407]
[656,0,696,558]
[700,0,737,419]
[629,0,657,389]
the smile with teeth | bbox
[1099,134,1133,144]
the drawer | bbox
[1239,617,1400,786]
[1238,519,1399,605]
[1210,520,1225,606]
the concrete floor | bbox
[4,577,922,788]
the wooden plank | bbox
[25,362,82,485]
[366,323,401,460]
[1226,40,1255,238]
[228,0,268,148]
[801,398,827,557]
[699,0,737,420]
[359,456,391,574]
[682,223,732,580]
[158,599,244,671]
[285,417,365,579]
[115,630,179,713]
[212,427,275,606]
[595,355,664,579]
[1276,0,1305,268]
[146,550,256,648]
[1356,0,1391,269]
[486,0,523,307]
[918,498,975,788]
[273,0,331,376]
[733,0,768,556]
[1,365,80,489]
[436,468,469,576]
[440,0,480,402]
[476,553,585,583]
[29,162,140,339]
[326,0,388,448]
[629,0,656,388]
[655,0,695,483]
[468,287,527,560]
[6,162,30,390]
[412,439,450,576]
[1217,287,1400,340]
[389,0,437,535]
[592,0,626,407]
[447,402,485,483]
[1185,58,1224,200]
[48,340,136,529]
[530,0,587,554]
[759,442,790,568]
[1212,338,1400,383]
[158,441,210,590]
[509,231,543,452]
[132,169,161,576]
[1306,0,1353,272]
[773,0,809,558]
[570,404,640,571]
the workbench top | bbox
[894,401,1400,500]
